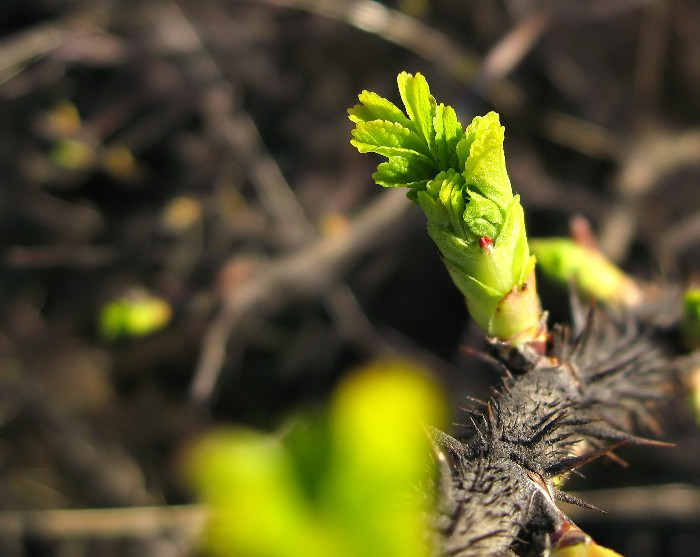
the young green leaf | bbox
[373,158,434,190]
[349,76,438,189]
[351,120,433,164]
[397,71,437,159]
[348,90,413,129]
[433,103,463,171]
[459,111,513,210]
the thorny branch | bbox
[431,299,684,556]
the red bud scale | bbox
[479,235,494,253]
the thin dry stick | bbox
[601,128,700,263]
[0,505,206,541]
[0,2,125,85]
[632,0,671,109]
[0,22,71,82]
[200,86,315,248]
[156,0,397,402]
[153,1,314,244]
[659,210,700,262]
[5,245,115,268]
[539,111,623,160]
[563,484,700,522]
[259,0,481,83]
[189,188,411,403]
[477,8,553,88]
[198,92,396,357]
[3,484,695,544]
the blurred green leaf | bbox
[325,360,446,557]
[185,360,447,557]
[51,137,95,170]
[459,111,513,210]
[99,289,172,340]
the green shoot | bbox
[349,72,541,343]
[530,238,642,308]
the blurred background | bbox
[0,0,699,555]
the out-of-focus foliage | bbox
[99,288,172,340]
[185,360,447,557]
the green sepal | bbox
[496,196,536,288]
[418,194,537,336]
[488,269,541,342]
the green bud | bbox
[185,360,445,557]
[681,288,700,350]
[530,238,642,307]
[415,112,538,339]
[349,73,542,343]
[348,72,542,344]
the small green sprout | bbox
[530,238,642,307]
[349,72,541,343]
